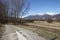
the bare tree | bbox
[20,3,30,18]
[0,0,7,19]
[11,0,26,18]
[0,0,29,23]
[10,0,30,23]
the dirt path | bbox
[2,24,48,40]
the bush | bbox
[47,19,53,23]
[56,20,60,22]
[0,19,8,24]
[26,19,34,23]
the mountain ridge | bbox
[24,14,60,20]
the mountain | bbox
[53,14,60,20]
[24,14,60,21]
[25,14,52,20]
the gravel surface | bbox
[2,24,48,40]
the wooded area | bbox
[0,0,29,24]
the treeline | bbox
[25,18,60,23]
[0,0,29,24]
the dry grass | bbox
[0,24,4,32]
[34,21,60,28]
[17,21,60,40]
[0,24,5,38]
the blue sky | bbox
[26,0,60,16]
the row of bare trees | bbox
[0,0,29,23]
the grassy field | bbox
[17,21,60,40]
[0,21,60,40]
[34,21,60,28]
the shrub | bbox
[56,20,60,22]
[47,19,53,23]
[26,19,34,23]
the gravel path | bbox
[2,24,48,40]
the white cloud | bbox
[22,12,58,18]
[36,13,44,15]
[32,13,44,15]
[30,12,58,16]
[46,12,57,15]
[35,12,57,15]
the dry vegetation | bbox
[0,24,5,32]
[0,24,5,39]
[17,21,60,40]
